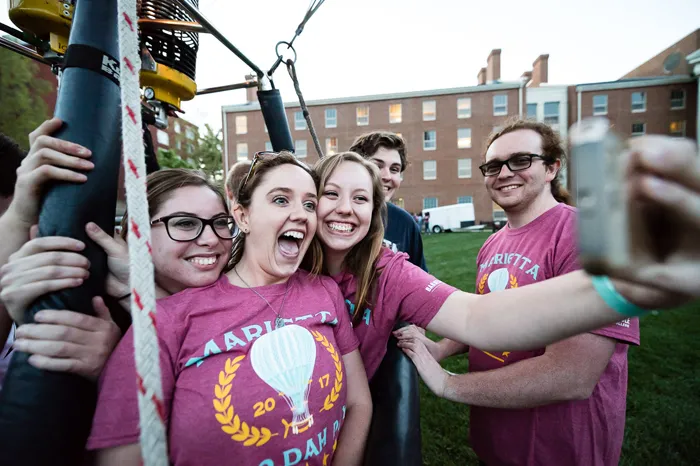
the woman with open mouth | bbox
[311,150,698,383]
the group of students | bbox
[0,117,698,465]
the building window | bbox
[325,108,337,128]
[423,197,438,209]
[325,137,338,155]
[493,125,504,134]
[423,130,437,151]
[176,139,182,150]
[493,94,508,116]
[423,160,437,180]
[457,98,471,118]
[186,128,195,140]
[543,101,559,125]
[156,130,169,146]
[593,95,608,115]
[265,141,273,152]
[631,92,646,112]
[389,104,402,124]
[236,142,248,160]
[174,121,181,134]
[356,106,369,126]
[670,90,685,109]
[631,123,646,136]
[457,128,472,149]
[526,103,537,119]
[294,111,307,130]
[423,100,436,121]
[458,159,472,178]
[295,140,307,158]
[457,196,473,204]
[669,121,686,137]
[187,143,194,154]
[235,115,247,135]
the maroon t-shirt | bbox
[88,271,358,466]
[470,203,640,466]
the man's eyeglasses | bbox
[150,215,236,242]
[479,153,546,177]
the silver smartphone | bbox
[570,118,632,275]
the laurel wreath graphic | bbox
[477,273,489,294]
[509,274,518,288]
[213,355,277,447]
[311,330,343,412]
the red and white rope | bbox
[117,0,168,464]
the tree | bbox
[0,46,52,150]
[190,124,224,183]
[157,148,197,169]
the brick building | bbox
[222,30,700,225]
[148,118,200,158]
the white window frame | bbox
[156,129,169,146]
[265,141,273,152]
[389,103,402,124]
[294,111,307,130]
[235,115,247,135]
[356,106,369,126]
[174,121,181,134]
[670,90,685,110]
[457,196,473,204]
[543,101,560,125]
[186,128,195,140]
[457,98,472,119]
[423,130,437,151]
[593,95,608,116]
[423,160,437,180]
[493,94,508,116]
[457,159,472,178]
[423,100,436,121]
[631,122,646,137]
[631,92,646,113]
[295,140,307,158]
[669,120,686,137]
[423,197,438,209]
[457,128,472,149]
[236,142,248,161]
[325,137,338,155]
[325,108,337,128]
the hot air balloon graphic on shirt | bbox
[487,268,510,292]
[250,324,317,435]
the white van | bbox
[422,203,476,233]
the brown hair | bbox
[120,168,228,239]
[0,133,26,198]
[312,152,387,325]
[485,118,572,205]
[225,160,252,203]
[349,131,408,172]
[229,151,324,274]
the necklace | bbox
[234,267,291,330]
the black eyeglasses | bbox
[150,215,236,242]
[479,153,546,177]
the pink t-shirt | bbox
[469,203,640,466]
[88,271,359,466]
[333,248,457,380]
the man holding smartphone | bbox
[397,119,639,466]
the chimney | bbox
[521,71,532,83]
[531,54,549,87]
[246,85,257,104]
[487,49,501,83]
[477,67,487,85]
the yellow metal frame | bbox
[140,63,197,111]
[8,0,73,54]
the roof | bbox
[222,82,523,114]
[575,75,694,92]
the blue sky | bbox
[2,0,698,131]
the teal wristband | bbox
[590,276,652,318]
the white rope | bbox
[116,0,168,464]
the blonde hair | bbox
[313,152,386,325]
[229,151,324,275]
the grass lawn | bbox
[419,232,700,465]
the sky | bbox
[2,0,699,132]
